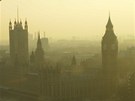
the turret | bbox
[14,19,17,28]
[24,19,28,30]
[9,20,12,30]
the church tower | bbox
[9,18,29,65]
[101,15,118,97]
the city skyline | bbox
[0,0,135,43]
[1,1,135,100]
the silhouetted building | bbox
[102,15,118,74]
[1,11,125,101]
[101,15,118,97]
[41,36,49,51]
[9,19,29,65]
[35,33,45,66]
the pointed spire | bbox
[37,32,42,49]
[106,13,113,28]
[35,32,45,64]
[103,13,117,40]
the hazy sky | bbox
[0,0,135,42]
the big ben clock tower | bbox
[101,15,118,96]
[102,15,118,75]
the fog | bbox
[0,0,135,101]
[0,0,135,44]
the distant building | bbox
[9,19,29,65]
[0,12,123,101]
[30,33,45,66]
[101,15,118,96]
[102,15,118,74]
[35,33,45,66]
[41,36,49,51]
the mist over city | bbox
[0,0,135,101]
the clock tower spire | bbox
[102,15,118,71]
[101,15,118,97]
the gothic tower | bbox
[9,19,29,65]
[101,15,118,97]
[102,15,118,75]
[35,33,45,66]
[35,33,45,97]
